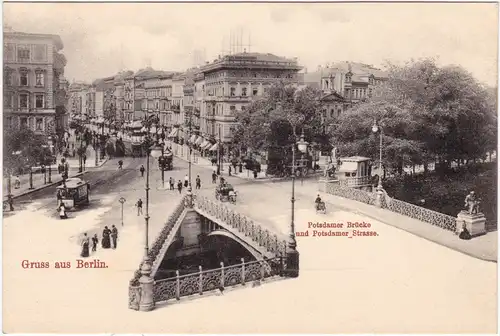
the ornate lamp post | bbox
[286,128,308,278]
[372,121,384,207]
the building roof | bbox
[321,92,345,101]
[200,51,302,73]
[4,31,64,50]
[317,61,387,82]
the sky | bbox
[3,2,498,86]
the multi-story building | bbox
[68,82,89,117]
[196,51,302,152]
[317,62,388,106]
[3,29,67,138]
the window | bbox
[33,45,47,61]
[155,102,159,110]
[35,94,44,108]
[242,88,247,96]
[230,105,236,114]
[6,117,12,128]
[230,87,235,96]
[20,72,28,86]
[252,89,258,96]
[4,70,12,86]
[18,47,30,62]
[345,74,351,83]
[20,117,28,128]
[36,118,43,131]
[20,94,29,108]
[4,92,12,108]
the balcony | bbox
[171,105,181,113]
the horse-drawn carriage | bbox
[215,183,237,203]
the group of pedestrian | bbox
[80,225,119,258]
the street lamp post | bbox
[372,121,384,207]
[216,132,222,176]
[188,110,193,187]
[29,166,34,189]
[7,172,14,211]
[119,197,126,226]
[287,127,308,278]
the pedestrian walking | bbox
[212,171,217,184]
[140,165,145,177]
[118,160,123,170]
[14,175,20,189]
[81,233,90,258]
[184,174,189,188]
[83,154,87,168]
[91,234,99,252]
[111,225,118,249]
[136,198,143,216]
[59,202,68,219]
[253,170,258,179]
[239,162,243,173]
[196,175,201,189]
[228,165,232,176]
[102,226,111,249]
[177,180,183,193]
[169,177,174,190]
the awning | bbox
[167,128,179,138]
[209,143,219,151]
[200,140,209,148]
[195,137,204,145]
[189,135,197,143]
[203,142,213,150]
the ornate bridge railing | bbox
[129,194,188,308]
[153,257,284,304]
[194,195,288,257]
[324,181,457,232]
[385,197,457,232]
[325,182,377,205]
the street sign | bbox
[119,197,126,204]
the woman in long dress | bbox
[102,226,111,249]
[59,202,68,219]
[81,233,90,258]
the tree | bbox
[334,58,497,175]
[3,128,49,175]
[232,81,327,173]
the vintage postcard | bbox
[2,1,498,334]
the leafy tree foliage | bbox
[232,81,329,172]
[3,128,52,174]
[333,58,497,174]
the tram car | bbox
[56,177,90,210]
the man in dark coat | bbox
[111,225,118,249]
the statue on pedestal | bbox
[464,191,480,215]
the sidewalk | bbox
[270,180,498,262]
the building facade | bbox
[197,52,302,147]
[3,30,67,138]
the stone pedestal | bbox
[374,188,384,208]
[318,178,339,193]
[456,211,486,237]
[285,248,300,278]
[138,259,155,311]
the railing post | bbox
[220,262,225,290]
[241,258,245,286]
[175,270,180,300]
[138,259,155,311]
[198,266,203,295]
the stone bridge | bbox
[128,189,298,311]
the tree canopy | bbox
[232,81,329,154]
[3,128,52,174]
[333,58,497,174]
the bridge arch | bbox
[207,229,264,261]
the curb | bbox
[316,192,498,263]
[10,171,88,200]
